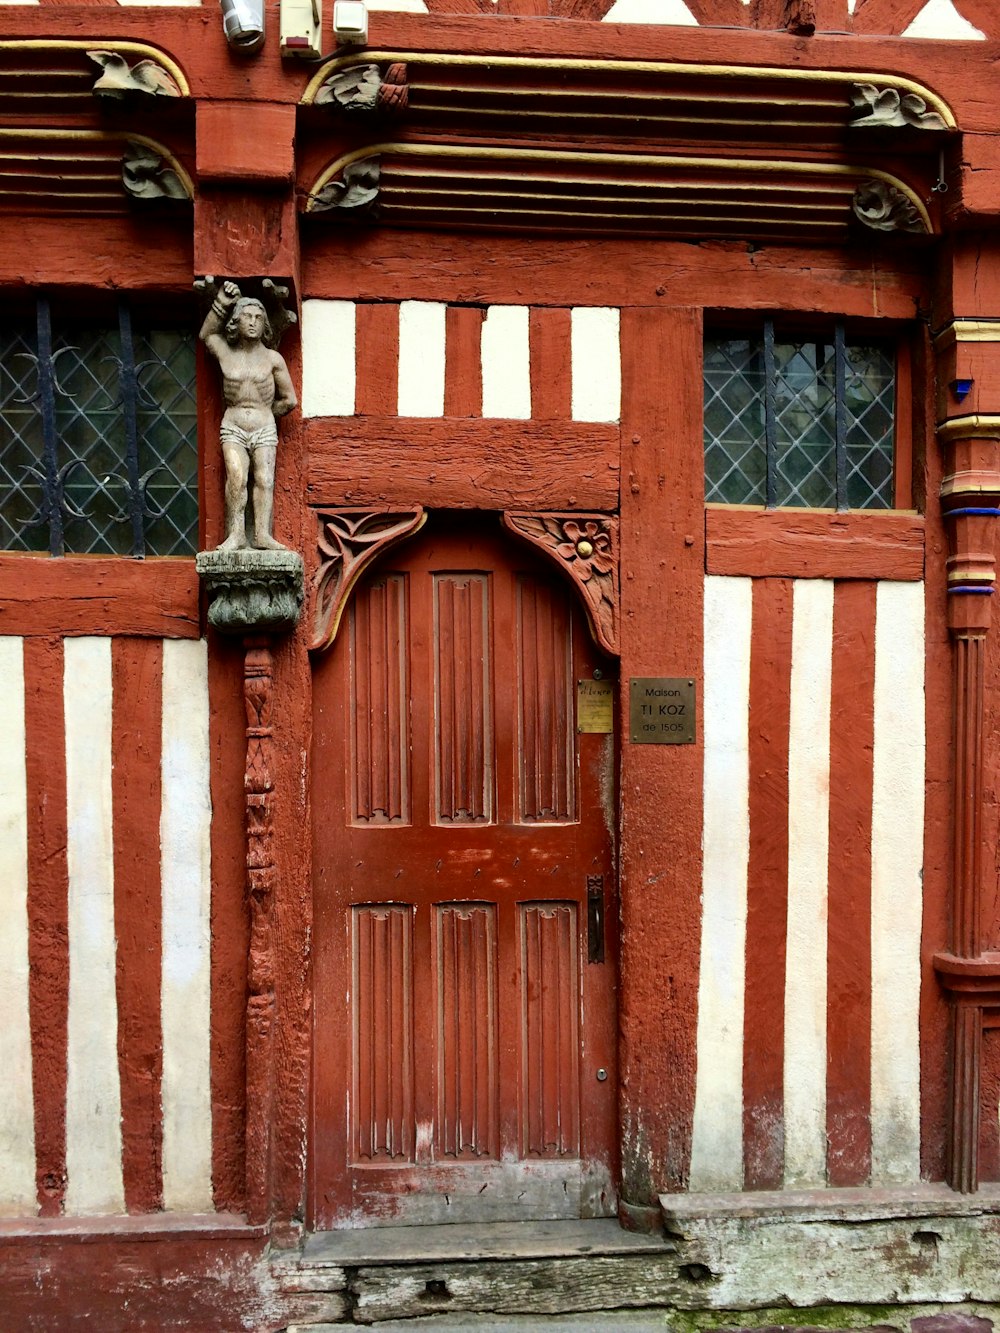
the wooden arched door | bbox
[310,517,618,1228]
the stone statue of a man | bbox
[200,280,297,552]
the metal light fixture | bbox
[220,0,265,53]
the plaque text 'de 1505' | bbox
[629,678,695,744]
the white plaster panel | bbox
[783,579,833,1189]
[160,638,214,1212]
[64,637,124,1215]
[902,0,985,39]
[870,581,924,1184]
[570,308,621,423]
[301,299,356,417]
[398,301,446,416]
[690,575,752,1191]
[481,305,531,420]
[0,638,36,1216]
[602,0,698,22]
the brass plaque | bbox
[629,677,695,744]
[577,678,614,734]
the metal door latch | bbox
[587,874,605,964]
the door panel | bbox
[311,520,617,1228]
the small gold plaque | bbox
[577,678,614,734]
[629,677,696,745]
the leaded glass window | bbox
[704,323,896,510]
[0,299,198,556]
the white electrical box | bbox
[333,0,368,45]
[280,0,323,58]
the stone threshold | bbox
[293,1218,677,1268]
[660,1182,1000,1224]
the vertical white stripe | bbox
[160,639,213,1211]
[870,581,924,1183]
[301,299,356,416]
[0,638,36,1215]
[690,575,752,1191]
[783,579,833,1188]
[481,305,531,419]
[64,637,123,1214]
[398,301,446,416]
[571,308,621,423]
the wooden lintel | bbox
[0,556,201,638]
[305,417,620,511]
[705,506,925,580]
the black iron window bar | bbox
[762,318,850,512]
[10,297,197,557]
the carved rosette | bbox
[851,179,925,234]
[311,508,427,651]
[849,83,949,132]
[315,62,408,115]
[503,512,619,657]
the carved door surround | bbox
[310,507,620,658]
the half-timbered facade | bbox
[2,0,1000,1327]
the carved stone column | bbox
[935,415,1000,1192]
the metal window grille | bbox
[0,298,198,556]
[704,321,895,511]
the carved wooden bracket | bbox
[311,508,426,651]
[88,50,182,102]
[503,512,619,657]
[852,179,925,233]
[850,83,950,131]
[315,61,408,114]
[122,141,189,201]
[310,159,381,216]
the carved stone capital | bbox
[311,508,426,651]
[310,158,381,216]
[315,61,408,114]
[850,83,949,132]
[852,179,924,234]
[197,548,305,634]
[503,512,619,657]
[88,51,182,102]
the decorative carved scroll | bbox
[310,158,381,215]
[244,636,276,1225]
[315,61,408,114]
[502,512,619,657]
[852,179,924,234]
[311,508,426,651]
[850,84,949,132]
[88,50,182,102]
[122,142,188,201]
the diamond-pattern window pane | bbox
[0,327,47,552]
[0,308,197,556]
[704,330,896,510]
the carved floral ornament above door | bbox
[299,53,954,243]
[310,509,620,657]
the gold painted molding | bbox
[300,50,956,128]
[305,142,933,234]
[935,320,1000,349]
[0,128,194,200]
[0,39,189,96]
[937,415,1000,441]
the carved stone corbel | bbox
[311,508,426,651]
[503,512,619,657]
[122,142,188,200]
[849,84,949,132]
[197,549,305,634]
[88,51,182,102]
[310,159,381,216]
[852,179,924,234]
[315,61,408,114]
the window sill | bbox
[0,554,201,639]
[705,505,924,580]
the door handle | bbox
[587,874,605,964]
